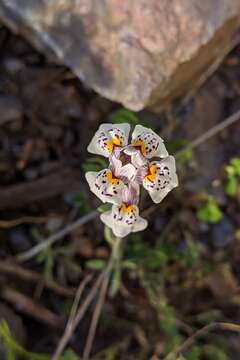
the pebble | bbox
[210,216,234,248]
[46,216,63,232]
[8,228,31,252]
[0,95,23,124]
[3,57,24,74]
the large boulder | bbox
[0,0,240,111]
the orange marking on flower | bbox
[133,139,147,156]
[106,171,121,185]
[144,164,157,183]
[120,203,135,214]
[105,136,122,153]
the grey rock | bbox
[0,1,240,110]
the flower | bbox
[87,123,130,158]
[85,156,136,205]
[86,123,178,237]
[100,203,147,238]
[142,156,178,203]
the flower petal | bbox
[85,169,126,204]
[142,156,178,203]
[110,155,136,181]
[123,146,148,168]
[118,163,136,180]
[122,183,140,205]
[87,123,130,157]
[100,203,148,237]
[131,124,168,159]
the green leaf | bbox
[166,139,188,153]
[86,259,106,270]
[178,149,193,164]
[177,356,187,360]
[0,321,50,359]
[183,238,200,266]
[145,249,168,270]
[122,260,137,270]
[110,108,152,128]
[197,198,223,224]
[165,336,184,356]
[97,203,112,213]
[82,156,107,172]
[186,345,202,360]
[110,108,139,125]
[160,305,178,335]
[203,344,228,360]
[62,349,79,360]
[230,158,240,176]
[225,174,238,197]
[235,229,240,241]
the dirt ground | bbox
[0,26,240,360]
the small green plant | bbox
[110,108,151,128]
[0,321,50,360]
[225,157,240,197]
[185,345,202,360]
[0,321,79,360]
[110,108,139,125]
[202,344,228,360]
[167,139,193,165]
[197,194,223,224]
[72,191,91,214]
[82,156,107,173]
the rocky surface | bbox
[0,1,240,110]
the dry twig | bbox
[164,322,240,360]
[83,237,121,359]
[52,271,104,359]
[175,109,240,157]
[0,168,81,210]
[53,237,121,360]
[82,273,111,359]
[0,216,47,228]
[52,275,93,360]
[16,210,98,262]
[0,260,75,297]
[0,286,64,328]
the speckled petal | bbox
[87,123,130,157]
[142,156,178,203]
[131,124,168,159]
[100,203,148,237]
[85,169,126,204]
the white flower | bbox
[100,203,148,238]
[124,124,169,168]
[86,122,178,237]
[142,156,178,203]
[85,156,136,205]
[87,123,130,158]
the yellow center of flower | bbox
[133,139,147,156]
[106,171,121,185]
[120,203,135,214]
[106,137,122,153]
[144,164,157,183]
